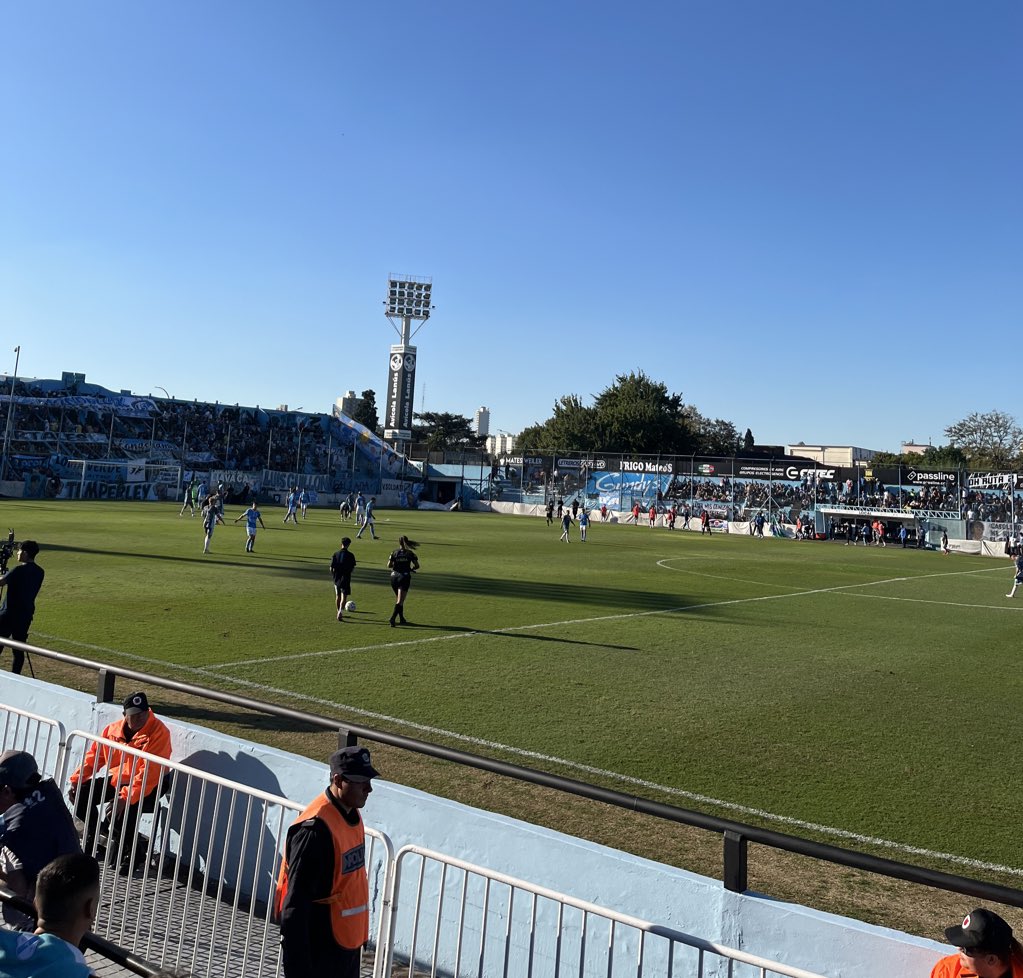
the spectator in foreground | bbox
[67,691,172,870]
[0,852,100,978]
[0,750,81,924]
[931,908,1023,978]
[276,746,380,978]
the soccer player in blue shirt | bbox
[234,501,267,553]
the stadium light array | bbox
[386,276,433,321]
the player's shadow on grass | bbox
[405,571,684,612]
[386,621,638,651]
[41,544,684,611]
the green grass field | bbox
[5,498,1021,885]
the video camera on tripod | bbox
[0,529,18,575]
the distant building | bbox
[486,433,515,455]
[474,406,490,437]
[335,391,361,418]
[900,442,932,456]
[785,444,878,467]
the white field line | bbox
[212,563,1008,670]
[32,560,1023,878]
[35,632,1023,877]
[836,592,1022,611]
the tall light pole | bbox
[383,275,433,451]
[1,346,21,480]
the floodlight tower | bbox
[382,274,433,443]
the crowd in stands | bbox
[0,379,365,485]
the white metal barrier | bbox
[384,846,830,978]
[0,703,66,778]
[1,702,827,978]
[59,730,393,978]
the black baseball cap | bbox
[0,750,39,790]
[123,691,150,716]
[329,746,379,783]
[944,908,1014,953]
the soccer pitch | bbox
[7,498,1021,885]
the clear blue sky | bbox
[2,1,1020,452]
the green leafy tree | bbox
[944,410,1022,468]
[351,389,379,433]
[743,428,755,452]
[681,407,739,456]
[519,395,601,453]
[591,372,695,455]
[919,444,970,469]
[413,412,485,452]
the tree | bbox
[518,395,600,453]
[743,428,755,452]
[413,412,484,452]
[591,372,696,455]
[944,410,1022,468]
[350,390,379,433]
[919,444,970,469]
[683,408,740,456]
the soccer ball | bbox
[345,600,356,612]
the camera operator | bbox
[0,540,45,674]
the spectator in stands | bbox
[0,540,45,675]
[0,750,80,924]
[67,691,172,872]
[931,907,1023,978]
[276,746,380,978]
[0,853,100,978]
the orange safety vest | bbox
[275,793,369,949]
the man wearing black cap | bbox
[0,750,81,924]
[67,691,172,866]
[932,908,1023,978]
[0,539,44,674]
[275,745,380,978]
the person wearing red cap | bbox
[931,908,1023,978]
[67,691,172,868]
[275,746,380,978]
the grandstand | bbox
[0,372,419,502]
[4,373,1023,553]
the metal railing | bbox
[0,885,162,977]
[6,636,1023,918]
[0,709,395,978]
[0,703,65,776]
[384,846,829,978]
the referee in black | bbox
[386,536,419,627]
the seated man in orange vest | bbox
[66,691,172,870]
[276,745,379,978]
[931,908,1023,978]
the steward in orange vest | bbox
[276,746,380,978]
[931,908,1023,978]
